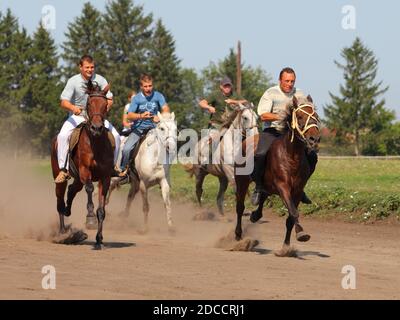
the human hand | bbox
[73,106,81,115]
[152,115,160,123]
[140,111,152,119]
[208,106,216,114]
[224,99,236,105]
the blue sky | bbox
[1,0,399,119]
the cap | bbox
[220,76,233,86]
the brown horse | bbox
[234,95,321,255]
[51,81,114,250]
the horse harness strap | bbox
[290,104,320,143]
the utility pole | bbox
[236,40,242,96]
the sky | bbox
[1,0,399,119]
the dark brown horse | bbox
[51,81,114,250]
[234,95,321,255]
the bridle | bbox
[86,93,108,122]
[290,103,320,144]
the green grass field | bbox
[34,158,400,222]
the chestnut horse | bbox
[51,81,114,250]
[234,95,321,255]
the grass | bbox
[33,158,400,222]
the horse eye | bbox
[160,127,165,131]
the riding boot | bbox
[251,154,266,206]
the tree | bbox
[0,9,31,155]
[61,2,106,77]
[102,0,153,128]
[22,23,63,156]
[148,19,182,104]
[324,37,394,156]
[174,68,208,132]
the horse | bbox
[50,81,114,250]
[107,112,177,233]
[184,103,258,217]
[234,95,321,256]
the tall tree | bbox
[324,37,394,156]
[61,2,106,77]
[0,9,30,154]
[102,0,153,127]
[148,19,182,104]
[23,23,62,155]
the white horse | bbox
[184,103,258,217]
[108,112,177,232]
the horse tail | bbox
[182,163,195,178]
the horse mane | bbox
[281,96,316,132]
[85,80,102,95]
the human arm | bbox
[60,99,82,115]
[198,99,215,114]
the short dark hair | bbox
[140,73,153,83]
[279,67,296,79]
[127,90,136,101]
[79,55,95,66]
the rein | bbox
[290,104,320,143]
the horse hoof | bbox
[235,234,242,241]
[296,231,311,242]
[250,211,262,223]
[85,217,98,230]
[94,243,104,250]
[274,245,297,257]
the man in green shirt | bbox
[199,76,247,142]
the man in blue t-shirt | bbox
[119,73,170,177]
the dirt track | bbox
[0,162,399,299]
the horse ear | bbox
[157,111,163,121]
[171,112,175,121]
[306,94,313,103]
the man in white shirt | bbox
[252,67,316,205]
[54,55,121,183]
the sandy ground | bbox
[0,160,399,300]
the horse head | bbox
[233,102,259,135]
[288,95,321,151]
[155,111,178,155]
[86,80,109,137]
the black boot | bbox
[251,155,266,206]
[301,192,312,204]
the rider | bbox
[54,55,121,183]
[251,67,316,205]
[198,76,247,142]
[119,73,170,178]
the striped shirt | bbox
[257,85,306,131]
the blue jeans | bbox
[120,130,141,171]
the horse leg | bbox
[84,181,97,230]
[139,181,150,233]
[234,175,250,241]
[160,178,175,233]
[56,182,68,234]
[120,175,139,217]
[216,176,228,216]
[105,177,119,205]
[250,193,268,223]
[278,187,310,250]
[94,177,110,250]
[65,179,83,216]
[195,170,207,207]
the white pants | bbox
[116,135,128,169]
[57,114,121,169]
